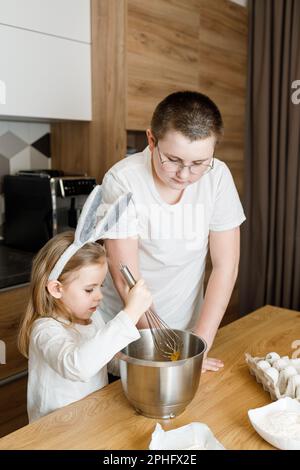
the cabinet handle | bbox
[0,369,28,387]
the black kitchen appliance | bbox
[3,170,97,252]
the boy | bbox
[99,91,245,372]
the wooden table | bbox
[0,305,299,450]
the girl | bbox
[18,231,152,422]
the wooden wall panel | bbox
[51,122,90,177]
[89,0,127,180]
[51,0,247,189]
[198,0,248,198]
[199,0,248,322]
[51,0,127,182]
[127,0,200,130]
[51,0,248,323]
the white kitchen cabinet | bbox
[0,0,90,43]
[0,25,91,121]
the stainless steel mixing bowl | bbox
[118,329,207,419]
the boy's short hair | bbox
[151,91,224,143]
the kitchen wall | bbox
[0,121,51,238]
[51,0,248,324]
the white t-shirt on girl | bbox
[27,309,139,422]
[98,146,246,330]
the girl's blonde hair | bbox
[18,231,106,358]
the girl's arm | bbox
[32,311,140,382]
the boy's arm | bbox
[104,238,149,329]
[193,227,240,369]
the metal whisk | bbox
[120,264,183,361]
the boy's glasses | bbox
[157,144,214,175]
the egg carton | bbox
[245,352,300,401]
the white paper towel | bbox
[149,422,225,450]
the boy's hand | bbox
[202,356,224,373]
[190,330,224,373]
[123,279,152,324]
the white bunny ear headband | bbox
[48,185,133,281]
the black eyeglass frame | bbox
[156,144,214,175]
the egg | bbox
[278,366,298,395]
[265,367,279,384]
[170,350,180,362]
[290,358,300,372]
[285,374,300,397]
[272,357,290,371]
[265,352,280,365]
[257,360,271,370]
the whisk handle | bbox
[119,264,137,289]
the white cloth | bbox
[99,147,246,329]
[27,310,140,422]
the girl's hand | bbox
[123,279,152,324]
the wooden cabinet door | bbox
[0,285,29,380]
